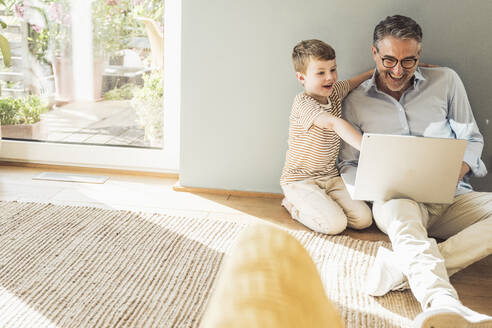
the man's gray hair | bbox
[373,15,423,50]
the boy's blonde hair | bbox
[292,39,336,73]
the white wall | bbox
[180,0,492,193]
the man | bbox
[338,15,492,327]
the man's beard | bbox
[376,69,412,93]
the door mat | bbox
[33,172,109,184]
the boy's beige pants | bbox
[372,191,492,309]
[281,176,372,235]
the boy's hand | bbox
[348,69,374,91]
[314,113,362,150]
[418,62,439,68]
[314,112,337,131]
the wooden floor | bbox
[0,164,490,316]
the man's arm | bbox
[348,69,374,91]
[447,69,487,179]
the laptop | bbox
[341,133,467,204]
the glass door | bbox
[0,0,180,172]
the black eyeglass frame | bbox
[378,53,419,69]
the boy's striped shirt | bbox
[280,80,350,185]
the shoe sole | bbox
[414,310,492,328]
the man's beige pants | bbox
[281,176,372,235]
[372,191,492,309]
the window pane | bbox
[0,0,164,149]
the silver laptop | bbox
[341,134,467,204]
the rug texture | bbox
[0,201,420,327]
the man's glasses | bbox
[379,55,419,69]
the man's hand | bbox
[458,162,471,181]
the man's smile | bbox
[388,72,405,81]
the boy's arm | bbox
[314,113,362,150]
[347,69,374,91]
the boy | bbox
[280,39,373,235]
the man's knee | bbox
[373,198,423,232]
[374,198,420,219]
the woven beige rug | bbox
[0,201,420,327]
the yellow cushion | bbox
[200,223,344,328]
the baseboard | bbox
[0,160,179,179]
[173,181,283,199]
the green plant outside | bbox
[27,27,50,64]
[47,0,72,58]
[103,83,136,100]
[4,0,71,63]
[92,0,163,58]
[92,0,142,58]
[1,0,164,69]
[0,96,49,125]
[131,70,163,142]
[0,0,11,67]
[133,0,164,23]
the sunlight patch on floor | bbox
[0,286,58,328]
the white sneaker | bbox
[413,297,492,328]
[366,247,409,296]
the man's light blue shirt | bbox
[338,67,487,196]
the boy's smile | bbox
[296,58,338,104]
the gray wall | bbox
[180,0,492,193]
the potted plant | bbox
[0,95,49,139]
